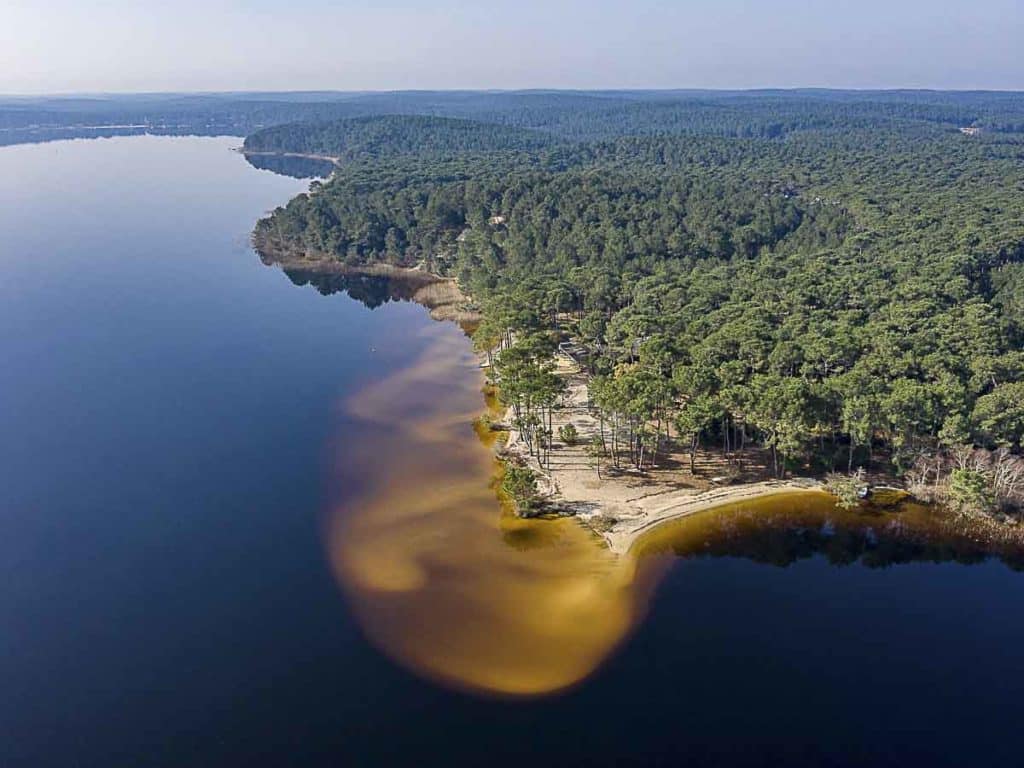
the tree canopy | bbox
[253,91,1024,480]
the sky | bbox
[2,0,1023,94]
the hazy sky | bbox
[2,0,1023,94]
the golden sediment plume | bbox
[325,325,665,696]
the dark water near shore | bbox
[242,152,336,179]
[2,136,1024,767]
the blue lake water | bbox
[2,135,1022,767]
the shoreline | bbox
[255,247,482,324]
[236,148,341,165]
[482,320,1022,557]
[603,483,829,554]
[254,253,1024,559]
[254,251,894,554]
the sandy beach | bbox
[499,347,829,553]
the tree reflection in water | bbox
[243,152,335,179]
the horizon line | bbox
[3,85,1024,100]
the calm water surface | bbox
[2,136,1023,767]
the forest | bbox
[251,92,1024,514]
[8,88,1024,144]
[242,115,559,159]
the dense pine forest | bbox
[251,91,1024,514]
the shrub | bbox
[947,468,995,515]
[587,513,618,533]
[825,469,866,510]
[558,423,579,446]
[501,463,539,516]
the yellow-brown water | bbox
[322,319,1024,698]
[631,490,1024,567]
[324,327,666,696]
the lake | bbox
[2,135,1023,767]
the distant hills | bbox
[4,89,1024,147]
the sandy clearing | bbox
[501,348,826,554]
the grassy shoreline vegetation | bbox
[250,91,1024,537]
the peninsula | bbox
[251,92,1024,545]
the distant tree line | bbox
[7,88,1024,146]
